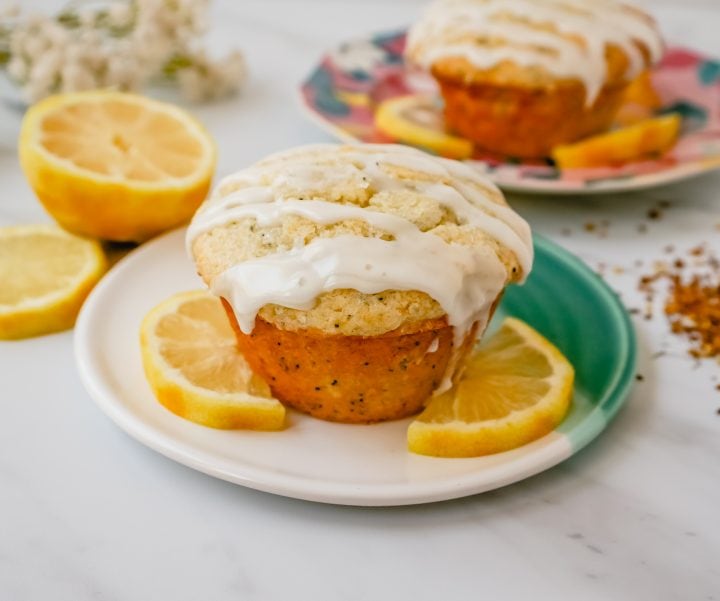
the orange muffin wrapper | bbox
[222,299,500,424]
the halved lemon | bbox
[375,95,474,159]
[0,224,107,339]
[140,290,285,430]
[408,318,574,457]
[19,91,216,242]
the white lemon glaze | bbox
[406,0,663,104]
[187,144,533,392]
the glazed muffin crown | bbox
[187,144,532,337]
[405,0,663,103]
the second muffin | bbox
[405,0,664,158]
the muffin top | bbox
[405,0,663,104]
[187,144,532,338]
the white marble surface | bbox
[1,1,720,599]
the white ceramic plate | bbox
[75,229,632,506]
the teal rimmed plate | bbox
[75,229,636,506]
[498,236,636,452]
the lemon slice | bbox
[552,114,681,169]
[19,91,216,242]
[375,95,474,159]
[614,71,663,126]
[408,317,574,457]
[0,224,107,340]
[622,71,662,110]
[140,290,285,430]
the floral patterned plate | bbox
[299,30,720,194]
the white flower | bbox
[185,0,211,35]
[78,28,102,49]
[64,42,91,65]
[6,56,27,82]
[107,3,133,28]
[176,66,203,102]
[2,0,247,104]
[29,52,62,86]
[8,28,24,56]
[218,50,247,89]
[22,34,49,61]
[78,9,97,29]
[0,4,19,19]
[60,63,97,92]
[176,48,246,103]
[41,20,70,46]
[105,55,141,89]
[76,31,106,71]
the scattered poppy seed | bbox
[640,245,720,364]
